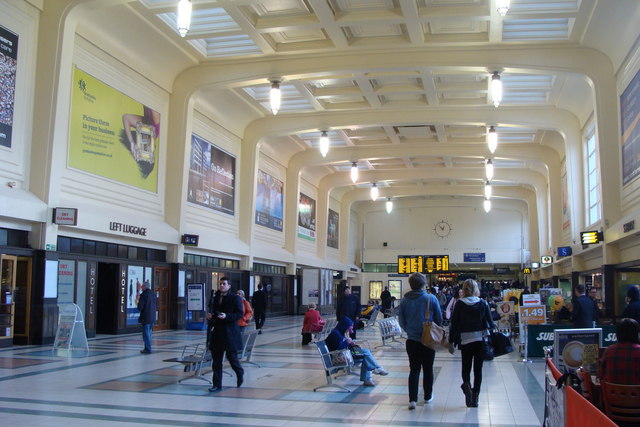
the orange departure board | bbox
[397,255,448,273]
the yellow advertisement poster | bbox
[69,68,160,192]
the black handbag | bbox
[482,338,494,361]
[350,344,365,360]
[489,331,514,357]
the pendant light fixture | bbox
[485,158,494,181]
[385,198,393,214]
[485,180,492,199]
[487,126,498,154]
[484,198,492,213]
[490,72,502,108]
[319,131,329,157]
[177,0,192,37]
[496,0,510,16]
[270,80,281,115]
[370,183,379,201]
[350,162,358,183]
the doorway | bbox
[154,267,170,330]
[12,256,32,344]
[96,262,119,334]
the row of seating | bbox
[577,367,640,425]
[163,329,260,385]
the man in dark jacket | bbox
[571,284,599,328]
[252,283,267,334]
[380,286,392,317]
[336,286,361,338]
[138,281,157,354]
[207,277,244,392]
[622,285,640,323]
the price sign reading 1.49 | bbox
[519,305,546,325]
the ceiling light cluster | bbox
[270,80,281,115]
[490,71,503,108]
[496,0,510,16]
[177,0,192,37]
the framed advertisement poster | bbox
[327,209,339,249]
[0,25,18,148]
[297,193,316,241]
[388,280,402,300]
[187,134,236,215]
[255,169,283,231]
[553,328,602,374]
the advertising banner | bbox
[0,25,18,148]
[298,193,316,241]
[527,324,616,357]
[126,265,144,326]
[255,169,283,231]
[69,68,160,192]
[327,209,339,248]
[621,67,640,186]
[187,134,235,216]
[187,284,204,312]
[553,328,602,374]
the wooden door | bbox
[154,267,170,330]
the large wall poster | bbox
[0,25,18,149]
[69,68,160,192]
[187,134,236,216]
[126,265,153,326]
[298,193,316,241]
[561,161,570,230]
[621,67,640,186]
[327,208,339,249]
[255,169,283,231]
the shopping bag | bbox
[489,331,514,357]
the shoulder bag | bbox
[421,295,448,351]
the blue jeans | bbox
[142,323,153,352]
[358,348,381,381]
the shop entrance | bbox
[154,267,170,330]
[96,262,119,334]
[12,256,32,345]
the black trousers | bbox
[211,347,244,388]
[460,340,484,393]
[254,311,266,330]
[406,338,436,402]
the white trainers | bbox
[425,394,434,403]
[374,368,389,376]
[363,379,376,387]
[408,401,417,410]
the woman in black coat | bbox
[449,279,496,408]
[207,277,244,392]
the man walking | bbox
[252,283,267,334]
[207,277,244,392]
[138,281,157,354]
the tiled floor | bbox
[0,316,544,426]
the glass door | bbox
[1,255,17,345]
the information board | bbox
[187,283,205,311]
[397,255,448,274]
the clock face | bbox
[433,220,452,238]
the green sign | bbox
[526,324,616,357]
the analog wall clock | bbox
[433,220,452,238]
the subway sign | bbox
[398,255,449,274]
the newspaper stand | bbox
[52,303,89,356]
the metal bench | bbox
[313,340,354,393]
[376,317,404,348]
[163,342,212,384]
[314,318,337,342]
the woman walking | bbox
[449,279,496,408]
[398,272,443,410]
